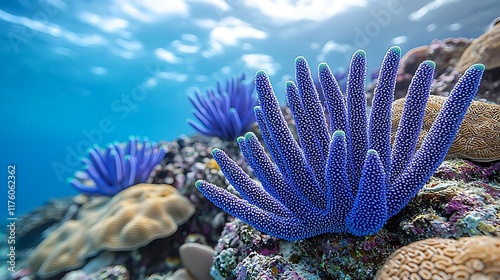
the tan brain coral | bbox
[392,95,500,162]
[28,184,195,278]
[376,236,500,280]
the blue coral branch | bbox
[390,61,435,182]
[254,107,287,180]
[345,50,369,194]
[196,180,308,240]
[211,147,292,218]
[295,57,331,178]
[368,46,401,183]
[286,80,326,190]
[318,62,347,133]
[325,130,353,232]
[346,150,388,236]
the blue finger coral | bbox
[187,72,258,141]
[196,46,485,241]
[68,137,166,196]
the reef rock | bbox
[456,19,500,74]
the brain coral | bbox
[392,95,500,162]
[28,184,195,278]
[376,236,500,279]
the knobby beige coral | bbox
[376,236,500,279]
[28,184,195,278]
[392,95,500,162]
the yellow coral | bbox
[376,236,500,279]
[392,95,500,162]
[205,158,220,170]
[28,184,195,278]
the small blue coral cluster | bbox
[69,137,166,196]
[187,73,258,141]
[196,46,485,241]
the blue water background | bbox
[1,0,499,217]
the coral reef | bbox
[13,21,500,280]
[392,95,500,162]
[209,158,500,279]
[298,231,401,279]
[150,135,240,245]
[236,252,307,280]
[15,132,498,280]
[211,219,280,279]
[84,265,129,280]
[197,46,484,240]
[207,98,500,278]
[69,137,166,195]
[12,134,237,279]
[433,158,500,183]
[187,73,258,141]
[28,184,194,278]
[375,236,500,279]
[397,160,500,241]
[14,135,500,280]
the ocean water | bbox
[1,0,498,218]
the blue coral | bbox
[69,137,166,196]
[187,73,258,141]
[196,46,484,241]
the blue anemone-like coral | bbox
[69,137,166,196]
[196,46,485,241]
[187,73,258,141]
